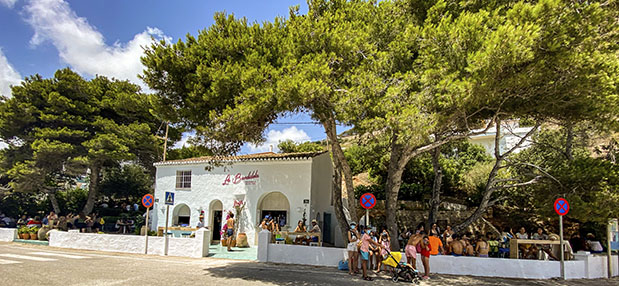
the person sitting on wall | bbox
[449,234,464,256]
[585,233,604,253]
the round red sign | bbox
[554,197,569,216]
[142,194,154,208]
[360,193,376,210]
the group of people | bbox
[291,219,321,245]
[345,221,610,281]
[3,211,107,233]
[346,223,392,281]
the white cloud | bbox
[248,126,311,153]
[23,0,168,88]
[0,48,22,97]
[0,0,18,8]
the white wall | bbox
[311,152,343,246]
[257,231,617,280]
[154,158,316,246]
[48,229,210,258]
[0,227,16,242]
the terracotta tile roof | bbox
[154,151,329,166]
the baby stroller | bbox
[382,250,421,284]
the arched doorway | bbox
[257,192,290,229]
[209,200,223,242]
[172,204,191,226]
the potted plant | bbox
[233,200,249,248]
[18,226,29,239]
[29,226,39,240]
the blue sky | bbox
[0,0,345,153]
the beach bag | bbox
[338,260,349,271]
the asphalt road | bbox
[1,242,618,286]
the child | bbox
[420,235,431,279]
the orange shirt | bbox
[429,236,443,255]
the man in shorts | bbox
[405,232,422,269]
[226,213,235,251]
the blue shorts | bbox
[360,251,370,261]
[227,229,234,237]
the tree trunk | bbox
[48,190,61,214]
[453,118,539,233]
[385,138,408,251]
[321,116,351,242]
[82,163,101,215]
[427,145,443,228]
[323,118,358,224]
[453,118,504,233]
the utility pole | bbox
[156,121,169,161]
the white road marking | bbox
[0,253,57,261]
[0,258,21,265]
[28,251,89,259]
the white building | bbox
[152,151,344,247]
[468,121,535,157]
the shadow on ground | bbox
[202,261,619,286]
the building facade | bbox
[152,151,344,246]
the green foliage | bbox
[18,226,29,234]
[100,164,152,201]
[349,140,491,200]
[509,125,619,224]
[0,68,175,214]
[167,145,213,160]
[54,188,89,215]
[277,140,325,153]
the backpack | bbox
[338,260,349,271]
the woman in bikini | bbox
[476,234,490,257]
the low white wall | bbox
[268,244,346,267]
[574,253,619,278]
[0,227,17,242]
[257,230,618,280]
[48,229,210,258]
[422,255,585,279]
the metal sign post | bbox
[164,205,169,255]
[144,206,150,254]
[554,197,570,280]
[559,215,565,280]
[164,192,174,256]
[142,194,154,254]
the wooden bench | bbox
[509,239,563,259]
[273,231,322,246]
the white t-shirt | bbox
[516,233,528,239]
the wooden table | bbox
[509,239,563,259]
[273,231,322,245]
